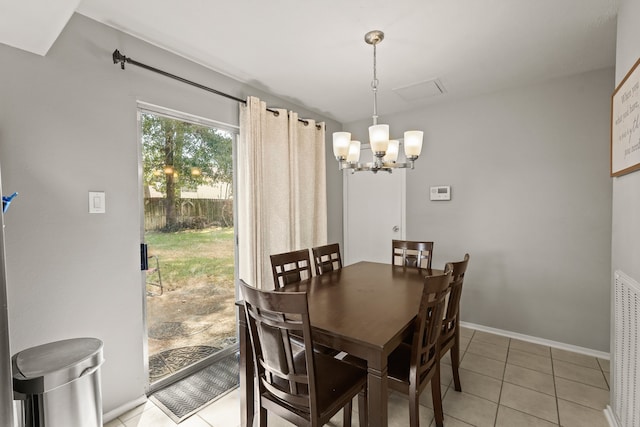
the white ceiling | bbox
[1,0,620,123]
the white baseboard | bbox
[604,405,620,427]
[103,395,148,423]
[460,321,610,360]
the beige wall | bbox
[610,0,640,412]
[346,67,614,351]
[612,0,640,279]
[0,13,342,414]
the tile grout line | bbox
[550,350,562,427]
[194,412,214,427]
[598,358,611,390]
[493,338,509,427]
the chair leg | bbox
[452,330,462,392]
[431,364,444,427]
[259,406,268,427]
[342,399,353,426]
[408,383,421,427]
[358,389,368,427]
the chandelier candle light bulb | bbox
[404,131,424,158]
[369,124,390,154]
[347,141,361,163]
[383,140,399,163]
[331,30,424,173]
[332,132,351,160]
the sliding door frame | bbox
[136,101,239,393]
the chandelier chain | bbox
[371,42,379,126]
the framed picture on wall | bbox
[611,57,640,177]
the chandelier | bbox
[332,30,424,173]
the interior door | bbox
[344,148,406,265]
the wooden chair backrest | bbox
[411,270,451,389]
[311,243,343,275]
[440,254,470,347]
[392,240,434,269]
[240,280,319,417]
[270,249,313,289]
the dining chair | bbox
[270,248,339,356]
[386,269,452,427]
[311,243,343,275]
[439,253,470,392]
[270,249,313,289]
[240,280,368,427]
[391,240,434,269]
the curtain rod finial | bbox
[112,49,126,70]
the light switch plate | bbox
[89,191,105,213]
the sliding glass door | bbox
[138,105,238,390]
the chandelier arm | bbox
[339,159,415,173]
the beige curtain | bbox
[238,96,327,289]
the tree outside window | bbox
[141,113,233,230]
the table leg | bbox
[367,362,389,427]
[238,306,254,427]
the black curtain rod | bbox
[112,49,318,128]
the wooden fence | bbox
[144,198,233,231]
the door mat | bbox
[150,351,239,423]
[149,345,220,383]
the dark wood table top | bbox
[238,261,446,427]
[280,261,444,355]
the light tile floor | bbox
[104,328,611,427]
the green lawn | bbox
[145,227,234,292]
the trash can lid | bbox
[12,337,104,394]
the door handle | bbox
[140,243,149,271]
[392,226,399,232]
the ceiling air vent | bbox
[393,79,446,101]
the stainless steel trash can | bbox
[12,337,104,427]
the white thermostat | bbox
[430,186,451,201]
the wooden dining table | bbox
[237,261,444,427]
